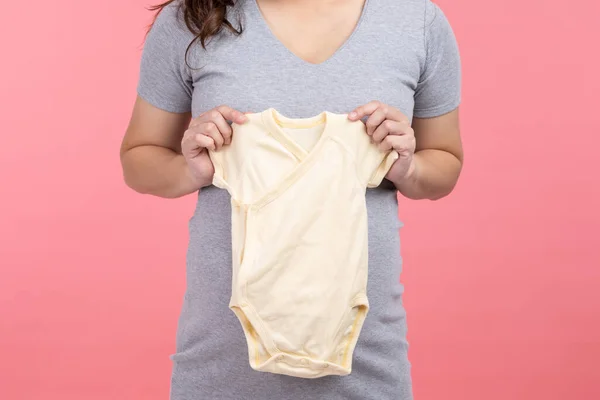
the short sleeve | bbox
[137,3,194,113]
[413,1,462,118]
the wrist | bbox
[388,156,418,188]
[174,155,205,196]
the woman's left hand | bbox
[348,101,416,181]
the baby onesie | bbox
[209,108,398,379]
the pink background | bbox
[1,0,599,399]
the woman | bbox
[120,0,463,398]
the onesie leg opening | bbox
[340,304,368,369]
[326,298,369,372]
[231,306,268,368]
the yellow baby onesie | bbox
[209,108,398,379]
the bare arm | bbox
[120,96,202,199]
[390,108,463,200]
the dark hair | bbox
[149,0,243,53]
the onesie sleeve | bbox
[208,148,230,191]
[208,123,244,196]
[136,3,194,113]
[353,119,399,188]
[413,1,461,118]
[364,148,399,189]
[352,130,398,189]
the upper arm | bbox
[412,108,463,162]
[121,3,195,154]
[121,96,191,155]
[413,1,461,119]
[411,1,462,161]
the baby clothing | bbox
[209,108,398,379]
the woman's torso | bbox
[155,0,432,398]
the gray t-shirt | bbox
[137,0,460,399]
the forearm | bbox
[388,149,462,200]
[120,145,206,199]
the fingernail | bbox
[349,112,357,119]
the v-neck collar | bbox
[247,0,371,68]
[262,108,332,161]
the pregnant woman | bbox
[120,0,463,399]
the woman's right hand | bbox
[181,105,248,188]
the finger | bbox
[216,105,248,125]
[182,129,199,148]
[181,129,212,154]
[379,134,416,153]
[205,110,233,145]
[191,112,232,146]
[200,122,225,150]
[372,120,412,143]
[348,101,382,121]
[365,107,388,137]
[383,107,409,124]
[194,133,216,151]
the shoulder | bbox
[148,1,196,46]
[152,1,184,28]
[369,0,452,31]
[423,0,455,33]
